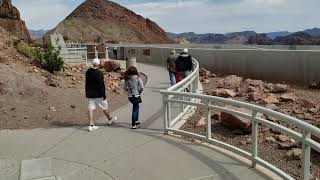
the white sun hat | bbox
[183,48,188,53]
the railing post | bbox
[251,111,258,168]
[205,100,212,140]
[168,101,172,129]
[163,94,169,135]
[301,131,311,180]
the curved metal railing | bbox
[160,59,320,180]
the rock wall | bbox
[0,0,30,42]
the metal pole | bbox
[251,111,258,168]
[205,100,212,140]
[301,131,311,180]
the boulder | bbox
[211,89,236,98]
[263,94,279,104]
[196,117,206,127]
[277,135,290,142]
[300,99,317,109]
[265,137,277,143]
[266,83,288,93]
[248,92,263,101]
[220,105,252,133]
[199,67,211,76]
[222,75,243,89]
[280,93,297,102]
[104,61,121,72]
[286,148,302,160]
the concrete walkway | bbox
[0,62,271,180]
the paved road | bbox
[0,62,272,180]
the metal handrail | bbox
[160,59,320,180]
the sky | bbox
[12,0,320,34]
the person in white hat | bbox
[175,48,193,80]
[85,58,116,132]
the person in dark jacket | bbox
[85,58,115,132]
[175,48,193,79]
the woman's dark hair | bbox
[124,66,139,80]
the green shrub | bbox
[42,44,64,73]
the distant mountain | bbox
[248,33,272,45]
[45,0,172,44]
[166,31,257,44]
[167,28,320,45]
[28,29,48,39]
[303,28,320,37]
[266,31,292,39]
[273,32,320,45]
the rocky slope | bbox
[0,0,30,42]
[0,27,126,130]
[45,0,172,44]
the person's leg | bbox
[103,109,112,120]
[135,103,140,124]
[88,99,96,126]
[132,102,137,126]
[169,72,176,86]
[88,110,94,126]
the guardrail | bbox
[160,59,320,180]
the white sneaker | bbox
[108,116,117,126]
[88,125,99,132]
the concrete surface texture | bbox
[0,62,271,180]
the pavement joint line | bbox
[188,174,216,180]
[49,158,116,180]
[55,131,164,180]
[35,126,83,158]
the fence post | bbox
[163,94,169,135]
[251,111,258,168]
[205,100,212,140]
[301,131,311,180]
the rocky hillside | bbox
[0,0,30,42]
[45,0,172,44]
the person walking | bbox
[123,66,144,129]
[113,47,118,59]
[166,49,178,86]
[175,48,193,79]
[85,58,115,132]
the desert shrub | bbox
[17,43,43,66]
[42,44,64,73]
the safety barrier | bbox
[160,59,320,180]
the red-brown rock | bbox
[104,61,121,72]
[199,67,211,76]
[211,89,236,98]
[266,83,288,93]
[0,0,30,41]
[220,105,252,133]
[280,93,297,102]
[263,94,279,104]
[248,92,263,101]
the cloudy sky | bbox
[12,0,320,33]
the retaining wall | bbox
[117,45,320,85]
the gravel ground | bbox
[180,73,320,179]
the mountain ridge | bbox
[44,0,172,44]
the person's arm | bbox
[122,80,128,92]
[138,78,144,93]
[166,58,170,70]
[85,70,89,97]
[98,71,106,100]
